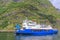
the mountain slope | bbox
[0,0,60,30]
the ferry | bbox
[15,19,58,36]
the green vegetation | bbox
[0,0,60,30]
[0,20,8,28]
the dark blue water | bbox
[15,31,60,40]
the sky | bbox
[49,0,60,9]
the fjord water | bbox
[0,31,60,40]
[15,34,59,40]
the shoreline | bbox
[0,28,59,32]
[0,30,15,32]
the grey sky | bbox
[49,0,60,9]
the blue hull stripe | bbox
[16,29,58,35]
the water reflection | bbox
[15,35,57,40]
